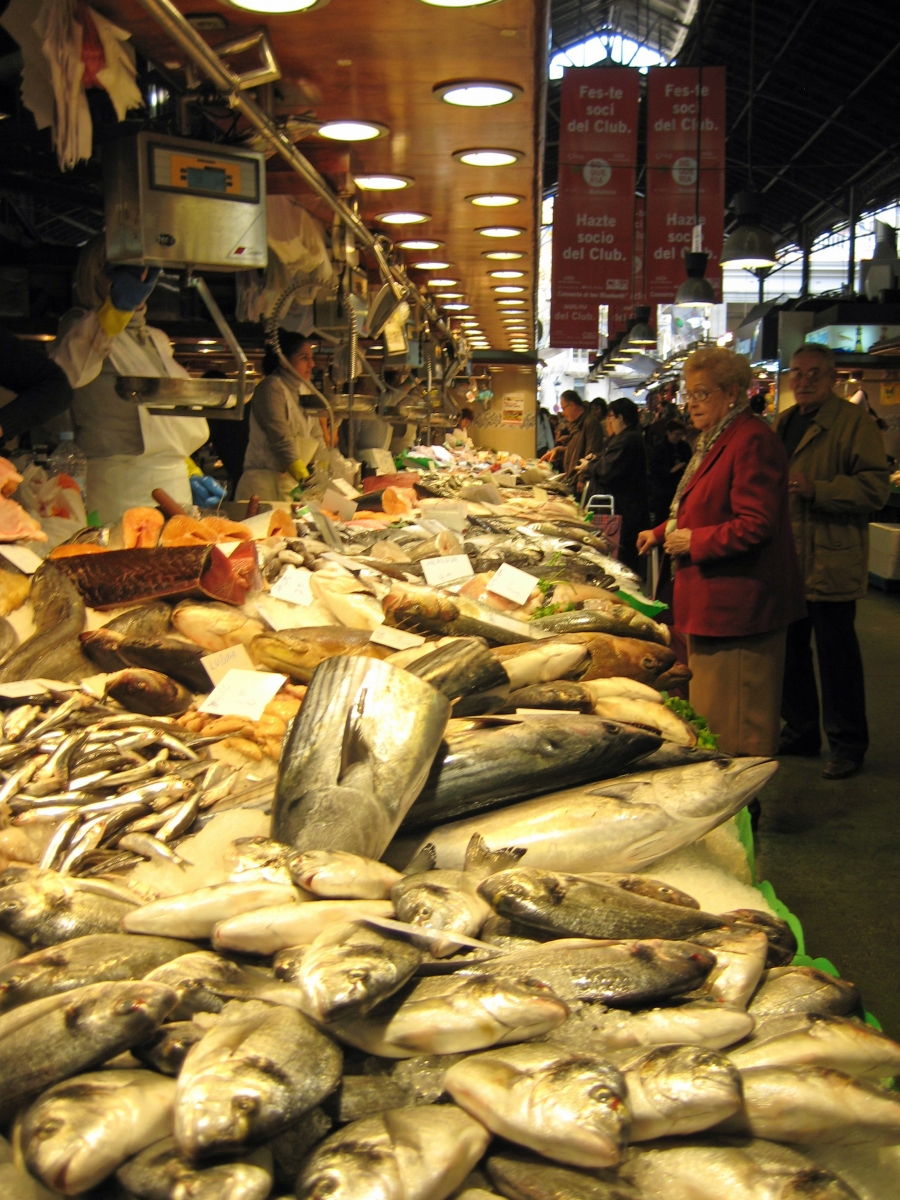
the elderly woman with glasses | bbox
[636,346,805,757]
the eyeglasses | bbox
[788,368,826,382]
[683,387,722,404]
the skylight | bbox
[549,33,667,79]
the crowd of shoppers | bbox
[545,339,890,777]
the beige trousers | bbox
[235,469,296,503]
[687,627,787,757]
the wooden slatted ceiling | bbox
[97,0,548,351]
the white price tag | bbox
[201,643,256,688]
[256,594,312,631]
[200,669,286,722]
[0,545,44,575]
[270,565,314,608]
[370,449,395,475]
[322,488,358,522]
[486,562,539,607]
[331,478,360,499]
[421,554,474,587]
[370,624,425,650]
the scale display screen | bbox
[149,144,260,204]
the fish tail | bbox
[464,832,527,877]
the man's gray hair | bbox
[792,342,836,371]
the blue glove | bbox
[190,475,226,506]
[108,267,162,312]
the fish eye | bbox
[233,1094,259,1114]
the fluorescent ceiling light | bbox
[426,278,458,287]
[478,226,525,238]
[483,250,524,260]
[497,299,525,306]
[443,302,470,310]
[490,270,524,278]
[377,211,430,224]
[318,120,386,141]
[421,0,499,7]
[434,81,523,107]
[225,0,327,11]
[454,148,522,166]
[399,239,442,250]
[468,193,523,207]
[435,292,464,299]
[494,285,525,293]
[410,261,450,270]
[354,174,412,190]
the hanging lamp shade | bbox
[675,251,716,304]
[720,191,778,269]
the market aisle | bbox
[755,588,900,1039]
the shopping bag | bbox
[583,492,622,559]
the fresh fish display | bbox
[492,632,690,689]
[289,848,403,899]
[487,1149,643,1200]
[249,627,392,682]
[496,641,588,689]
[274,656,450,857]
[213,899,395,954]
[612,1043,743,1140]
[383,581,544,645]
[406,636,511,715]
[689,926,770,1007]
[296,1106,490,1200]
[591,697,697,745]
[20,1069,176,1195]
[725,909,798,967]
[445,1043,630,1167]
[123,881,302,939]
[143,950,304,1017]
[532,603,671,646]
[0,870,139,947]
[729,1013,900,1079]
[504,680,595,712]
[106,668,193,716]
[0,564,90,683]
[423,758,777,872]
[175,999,342,1156]
[748,966,861,1019]
[548,998,755,1052]
[403,716,660,830]
[172,598,265,651]
[118,1137,273,1200]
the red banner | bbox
[645,66,726,303]
[550,67,640,349]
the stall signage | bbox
[550,67,640,348]
[645,66,726,303]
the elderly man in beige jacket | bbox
[775,342,890,780]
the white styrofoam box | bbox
[869,522,900,579]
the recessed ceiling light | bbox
[434,80,523,108]
[497,299,525,306]
[318,120,387,141]
[490,270,525,278]
[494,285,525,293]
[410,261,451,270]
[478,226,525,238]
[399,239,443,250]
[225,0,328,11]
[435,292,464,299]
[443,302,470,310]
[421,0,499,7]
[377,211,430,224]
[454,148,523,167]
[426,278,458,287]
[483,250,524,260]
[354,174,412,190]
[467,193,523,207]
[504,322,527,329]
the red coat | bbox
[652,408,805,638]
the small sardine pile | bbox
[0,492,893,1197]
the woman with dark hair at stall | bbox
[236,331,325,502]
[636,346,805,757]
[584,395,650,574]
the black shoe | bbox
[822,754,863,780]
[778,733,821,757]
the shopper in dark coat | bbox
[585,396,650,574]
[648,417,691,524]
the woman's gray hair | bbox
[684,346,752,394]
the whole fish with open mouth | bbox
[288,848,403,899]
[296,1105,491,1200]
[478,868,725,942]
[445,1043,630,1168]
[0,870,139,948]
[423,757,777,872]
[329,970,568,1058]
[118,1137,273,1200]
[19,1069,176,1196]
[401,716,660,831]
[619,1138,861,1200]
[175,998,343,1157]
[748,966,861,1019]
[612,1043,743,1140]
[729,1012,900,1080]
[0,979,176,1122]
[549,998,755,1053]
[274,656,450,858]
[0,932,194,1011]
[405,636,511,716]
[487,1148,643,1200]
[723,1065,900,1144]
[123,880,302,940]
[391,834,525,948]
[0,564,90,683]
[291,919,424,1023]
[473,939,716,1008]
[249,627,393,682]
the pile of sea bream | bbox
[0,488,898,1197]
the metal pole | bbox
[847,185,857,295]
[344,294,357,461]
[800,225,811,298]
